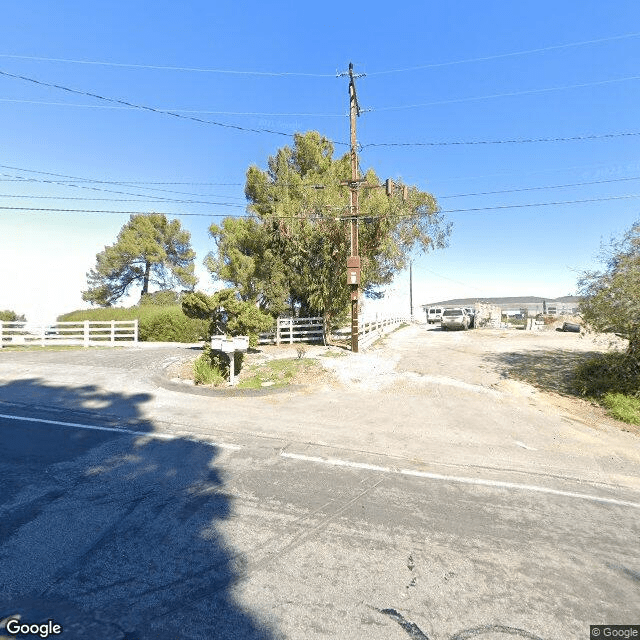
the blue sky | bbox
[2,1,640,322]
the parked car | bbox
[441,308,470,331]
[427,307,444,324]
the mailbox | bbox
[232,336,249,352]
[210,335,225,351]
[211,335,249,353]
[220,339,236,353]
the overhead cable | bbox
[0,69,344,141]
[2,193,639,218]
[0,54,336,77]
[370,74,640,111]
[367,31,640,75]
[0,172,244,206]
[363,131,640,148]
[0,97,345,117]
[439,175,640,198]
[2,31,637,76]
[0,192,246,207]
[0,164,331,194]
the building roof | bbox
[421,295,581,308]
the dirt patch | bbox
[383,323,637,434]
[164,344,343,389]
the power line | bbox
[439,193,640,214]
[0,164,334,195]
[0,206,239,217]
[0,171,245,206]
[3,31,637,77]
[2,193,639,218]
[0,192,246,207]
[6,165,640,208]
[0,97,345,117]
[0,177,243,186]
[363,130,640,148]
[0,176,247,201]
[370,74,640,111]
[367,31,640,75]
[2,73,636,149]
[439,175,640,199]
[0,69,328,140]
[0,164,247,199]
[0,54,336,77]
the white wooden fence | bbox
[258,316,325,345]
[358,314,408,348]
[258,314,408,348]
[0,320,138,348]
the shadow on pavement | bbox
[483,348,601,396]
[0,378,278,640]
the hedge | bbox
[57,305,208,343]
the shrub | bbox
[572,352,640,398]
[138,308,208,342]
[0,310,26,322]
[58,305,208,342]
[193,344,243,385]
[194,349,226,385]
[602,393,640,425]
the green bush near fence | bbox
[58,306,209,343]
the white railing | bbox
[0,320,138,348]
[358,314,408,348]
[258,316,325,345]
[256,313,409,348]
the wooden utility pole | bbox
[340,62,364,352]
[409,260,413,320]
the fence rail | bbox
[257,314,408,348]
[258,316,325,345]
[358,315,408,348]
[0,320,138,348]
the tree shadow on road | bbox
[0,378,278,640]
[483,349,602,396]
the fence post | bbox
[0,321,3,349]
[133,319,139,344]
[84,320,89,347]
[41,324,46,347]
[111,320,115,345]
[276,318,281,345]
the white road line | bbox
[280,452,640,510]
[0,413,241,450]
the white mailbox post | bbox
[210,335,249,385]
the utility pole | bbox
[339,62,365,352]
[409,260,413,321]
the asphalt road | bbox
[0,331,638,639]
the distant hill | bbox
[422,295,581,307]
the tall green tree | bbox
[83,214,197,306]
[578,219,640,356]
[205,217,290,316]
[206,131,450,329]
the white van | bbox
[427,307,443,324]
